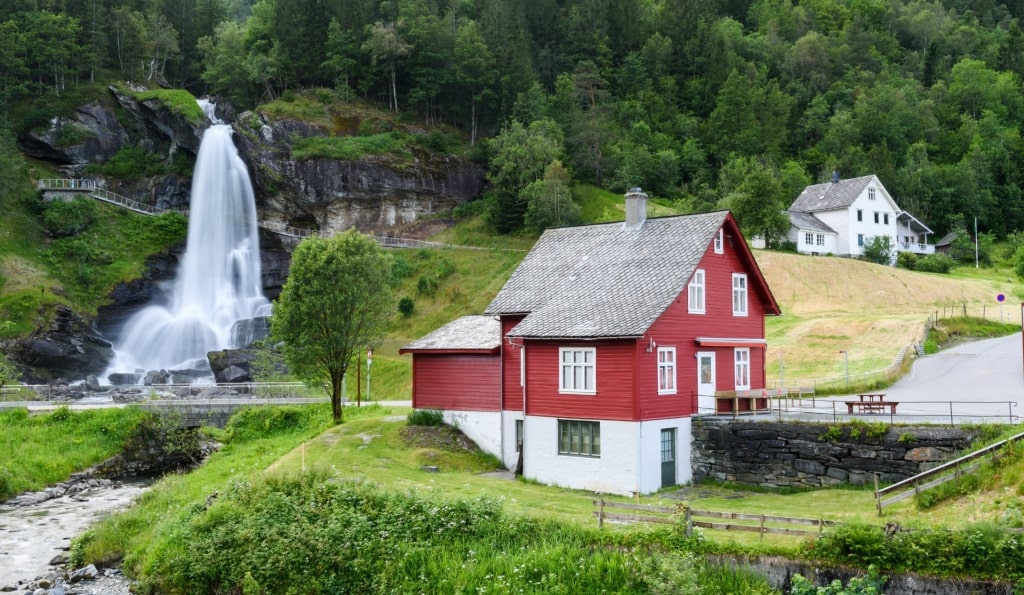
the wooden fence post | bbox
[685,505,692,537]
[874,473,881,515]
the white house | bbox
[786,174,933,261]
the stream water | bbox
[0,482,147,586]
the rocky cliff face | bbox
[13,85,484,382]
[233,112,486,235]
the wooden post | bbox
[598,499,604,529]
[760,513,766,541]
[685,505,692,537]
[874,473,881,515]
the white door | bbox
[696,352,716,415]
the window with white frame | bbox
[558,419,600,456]
[658,347,676,394]
[714,229,724,253]
[816,233,825,246]
[559,348,595,393]
[732,273,748,316]
[734,348,750,390]
[858,234,864,246]
[804,232,813,245]
[868,187,876,200]
[687,269,705,314]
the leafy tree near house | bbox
[862,235,894,265]
[271,230,393,424]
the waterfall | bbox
[104,99,269,382]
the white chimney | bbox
[624,187,648,230]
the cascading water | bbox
[104,100,270,382]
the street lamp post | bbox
[839,350,849,390]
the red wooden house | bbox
[400,190,780,495]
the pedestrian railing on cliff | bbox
[593,499,837,539]
[38,178,524,252]
[37,179,187,217]
[874,430,1024,514]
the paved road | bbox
[789,333,1024,424]
[881,332,1023,422]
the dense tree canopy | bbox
[8,0,1024,237]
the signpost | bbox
[366,349,373,402]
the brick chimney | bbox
[624,187,648,230]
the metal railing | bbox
[38,179,185,216]
[37,179,524,251]
[875,430,1024,513]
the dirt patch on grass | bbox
[400,425,481,453]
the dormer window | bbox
[714,229,724,254]
[868,187,876,200]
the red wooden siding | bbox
[522,340,637,421]
[500,316,525,411]
[412,353,501,411]
[638,230,770,419]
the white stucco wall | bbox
[520,416,693,495]
[443,410,503,459]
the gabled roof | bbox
[399,315,501,353]
[790,174,889,213]
[786,211,836,234]
[485,211,780,339]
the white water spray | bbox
[104,100,269,381]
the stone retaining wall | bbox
[691,419,980,488]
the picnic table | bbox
[844,393,899,414]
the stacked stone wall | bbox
[691,419,979,487]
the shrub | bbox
[42,196,95,237]
[790,565,885,594]
[914,254,956,274]
[407,408,444,426]
[417,274,439,296]
[896,251,918,270]
[398,296,414,317]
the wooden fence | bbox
[593,499,837,539]
[875,430,1024,513]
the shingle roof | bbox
[484,211,730,338]
[786,211,836,234]
[400,315,501,352]
[789,174,877,213]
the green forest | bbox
[5,0,1024,239]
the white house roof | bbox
[790,174,885,213]
[786,211,836,234]
[485,211,779,339]
[399,315,501,352]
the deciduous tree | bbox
[272,230,393,424]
